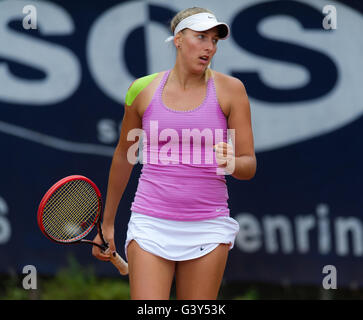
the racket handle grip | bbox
[109,250,129,275]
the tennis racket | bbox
[37,175,128,275]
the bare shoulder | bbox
[211,70,248,117]
[212,70,246,94]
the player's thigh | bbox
[127,239,176,300]
[175,243,229,300]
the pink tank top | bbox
[130,69,230,221]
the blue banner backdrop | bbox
[1,0,363,288]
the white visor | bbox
[165,12,230,43]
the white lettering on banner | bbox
[0,0,80,105]
[235,204,363,257]
[263,215,294,254]
[335,217,363,256]
[0,196,11,244]
[0,0,362,154]
[212,0,363,152]
[235,213,262,252]
[86,1,149,104]
[97,119,119,144]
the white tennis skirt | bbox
[124,211,240,261]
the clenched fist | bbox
[213,142,235,175]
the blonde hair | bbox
[170,7,214,34]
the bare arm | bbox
[102,105,141,225]
[228,78,256,180]
[215,77,256,180]
[92,91,142,260]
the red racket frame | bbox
[37,175,107,250]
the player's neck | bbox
[170,63,209,90]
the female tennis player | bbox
[92,7,256,300]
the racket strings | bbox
[43,184,83,227]
[43,182,98,240]
[42,183,92,238]
[48,183,95,228]
[42,182,85,228]
[42,180,100,241]
[44,181,98,236]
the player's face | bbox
[178,28,219,72]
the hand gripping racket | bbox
[37,175,128,275]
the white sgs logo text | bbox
[0,196,11,244]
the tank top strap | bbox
[207,72,220,106]
[156,69,171,97]
[205,74,213,101]
[144,70,170,115]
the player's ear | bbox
[174,32,183,49]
